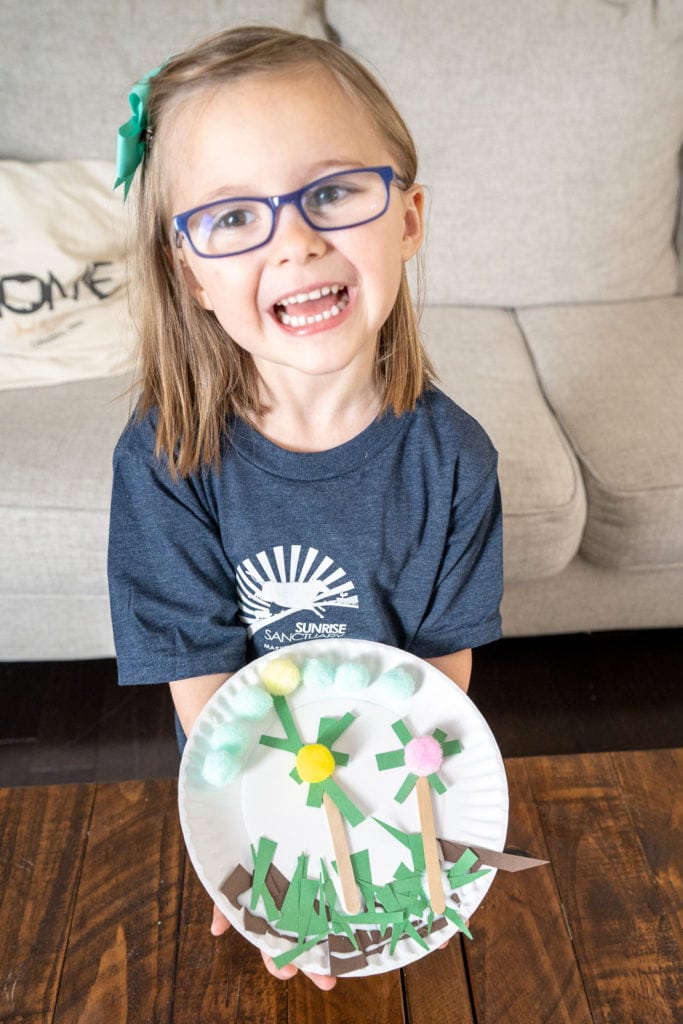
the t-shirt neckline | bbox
[229,404,410,481]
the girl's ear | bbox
[401,184,425,262]
[176,252,214,311]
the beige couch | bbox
[1,0,682,660]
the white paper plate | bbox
[179,638,508,976]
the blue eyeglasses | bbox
[173,165,407,258]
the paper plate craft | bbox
[179,638,544,977]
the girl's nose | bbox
[267,203,327,264]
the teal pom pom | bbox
[208,720,249,754]
[302,658,335,690]
[201,749,241,786]
[374,667,416,699]
[231,686,274,720]
[334,661,370,690]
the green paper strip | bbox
[391,719,413,745]
[403,920,431,951]
[316,712,356,747]
[390,877,429,918]
[444,906,473,940]
[349,848,372,886]
[321,776,365,826]
[447,848,491,888]
[432,728,447,743]
[260,734,301,753]
[450,848,478,873]
[298,876,322,942]
[394,772,418,804]
[320,862,338,912]
[393,861,416,881]
[332,750,350,767]
[329,909,359,947]
[428,772,447,796]
[259,696,304,753]
[277,854,309,933]
[448,867,490,889]
[375,883,402,913]
[376,748,406,770]
[373,817,412,849]
[276,694,303,741]
[306,783,324,808]
[250,837,279,920]
[345,911,405,927]
[349,849,374,906]
[373,818,426,872]
[441,739,462,756]
[272,936,322,970]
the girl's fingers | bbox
[210,904,231,936]
[261,952,338,990]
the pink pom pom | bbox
[404,735,443,776]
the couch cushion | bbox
[518,297,683,570]
[0,160,133,390]
[328,0,683,306]
[0,0,326,162]
[421,306,586,582]
[0,375,131,603]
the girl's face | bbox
[165,65,424,396]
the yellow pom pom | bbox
[261,657,302,695]
[296,743,335,783]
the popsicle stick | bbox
[416,775,446,914]
[323,791,361,914]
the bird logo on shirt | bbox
[236,545,359,636]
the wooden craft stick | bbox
[323,791,361,914]
[416,775,446,914]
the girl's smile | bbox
[166,66,424,398]
[272,283,351,331]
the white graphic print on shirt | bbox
[236,545,359,643]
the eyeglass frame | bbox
[172,165,408,259]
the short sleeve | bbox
[409,445,503,658]
[107,421,247,685]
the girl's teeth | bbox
[276,285,348,326]
[282,285,341,306]
[279,300,345,327]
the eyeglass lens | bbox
[186,169,391,256]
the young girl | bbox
[108,25,503,988]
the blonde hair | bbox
[132,26,435,476]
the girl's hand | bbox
[210,905,338,991]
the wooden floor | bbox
[1,628,681,788]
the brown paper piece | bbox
[439,839,548,872]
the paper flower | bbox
[260,695,364,912]
[375,719,462,803]
[376,718,462,915]
[260,696,364,826]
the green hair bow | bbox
[114,63,164,200]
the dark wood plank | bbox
[287,966,406,1023]
[464,759,592,1023]
[0,784,95,1021]
[612,749,683,961]
[52,779,183,1023]
[171,853,288,1023]
[403,936,475,1024]
[526,753,681,1024]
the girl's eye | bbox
[209,206,257,232]
[306,182,353,210]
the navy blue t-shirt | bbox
[108,387,503,686]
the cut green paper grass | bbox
[242,830,488,972]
